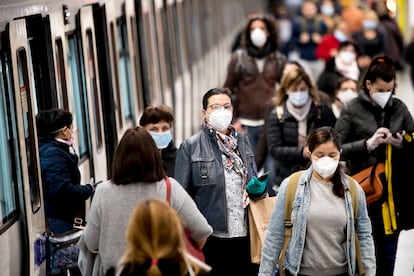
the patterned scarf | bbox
[204,123,248,185]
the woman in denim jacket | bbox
[174,88,258,276]
[259,127,376,276]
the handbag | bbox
[352,163,385,205]
[248,195,276,264]
[48,228,83,275]
[164,177,206,262]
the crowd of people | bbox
[37,1,414,276]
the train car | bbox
[0,0,265,275]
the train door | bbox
[124,0,145,120]
[77,6,107,184]
[102,0,135,143]
[6,18,47,276]
[46,12,70,110]
[175,0,193,139]
[153,0,173,108]
[136,0,163,106]
[165,0,185,144]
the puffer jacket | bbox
[266,101,336,188]
[335,91,414,174]
[223,49,285,120]
[39,135,93,223]
[174,127,257,232]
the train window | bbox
[86,30,103,150]
[67,34,89,157]
[117,18,135,122]
[109,22,123,128]
[17,49,41,213]
[0,56,18,224]
[55,38,69,110]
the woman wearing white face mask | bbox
[266,68,336,193]
[224,14,286,176]
[259,126,376,276]
[335,56,414,276]
[331,77,358,118]
[140,104,176,177]
[175,88,259,276]
[317,40,360,100]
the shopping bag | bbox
[248,195,276,264]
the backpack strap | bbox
[277,171,303,271]
[346,175,365,276]
[165,177,171,204]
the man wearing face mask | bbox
[224,14,285,176]
[335,56,414,276]
[174,88,258,276]
[140,105,176,177]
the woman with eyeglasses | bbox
[174,87,259,276]
[36,108,94,276]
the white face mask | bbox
[337,89,357,104]
[371,91,392,108]
[333,30,347,42]
[288,91,309,107]
[312,156,339,179]
[208,109,233,131]
[338,51,356,64]
[250,28,267,48]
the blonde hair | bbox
[274,68,320,106]
[119,198,198,276]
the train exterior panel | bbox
[0,0,265,275]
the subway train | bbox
[0,0,265,275]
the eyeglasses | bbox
[207,103,233,111]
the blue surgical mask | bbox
[333,30,347,42]
[363,20,377,30]
[149,131,173,149]
[288,91,309,107]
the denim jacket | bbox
[174,127,257,232]
[259,167,376,276]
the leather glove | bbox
[366,127,390,151]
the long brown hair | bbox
[111,126,166,184]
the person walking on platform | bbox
[78,126,212,275]
[108,198,206,276]
[36,109,94,276]
[174,87,258,276]
[223,13,286,160]
[290,0,327,83]
[266,68,336,194]
[335,56,414,276]
[140,104,177,177]
[259,126,376,276]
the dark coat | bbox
[174,127,257,232]
[266,102,336,187]
[335,91,414,230]
[162,142,177,177]
[223,49,286,120]
[39,135,93,224]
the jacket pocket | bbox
[191,157,217,186]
